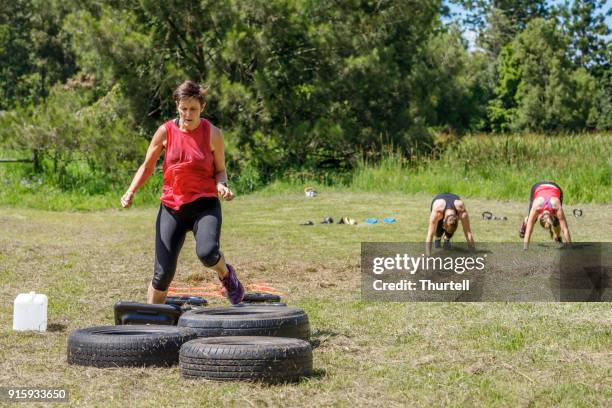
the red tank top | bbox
[160,119,217,210]
[533,184,561,214]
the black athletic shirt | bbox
[431,193,460,212]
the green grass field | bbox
[1,192,611,407]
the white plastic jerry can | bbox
[13,291,48,331]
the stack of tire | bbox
[67,294,312,383]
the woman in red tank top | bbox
[520,181,572,250]
[120,81,244,304]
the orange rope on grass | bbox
[168,281,283,297]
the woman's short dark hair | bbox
[173,80,207,106]
[443,214,458,234]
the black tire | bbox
[67,325,197,367]
[165,296,208,307]
[180,336,312,383]
[177,305,310,340]
[235,302,288,307]
[242,292,281,303]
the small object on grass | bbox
[573,208,583,218]
[482,211,506,221]
[13,291,47,332]
[338,217,357,225]
[366,218,378,224]
[114,301,182,325]
[321,216,334,224]
[304,186,317,197]
[383,217,396,223]
[300,220,314,226]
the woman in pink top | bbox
[120,81,244,304]
[520,181,572,250]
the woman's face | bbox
[176,97,203,129]
[443,210,458,233]
[539,212,553,229]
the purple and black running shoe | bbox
[220,264,245,305]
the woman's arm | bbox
[460,211,475,248]
[455,201,475,248]
[557,207,572,244]
[121,125,166,208]
[211,126,234,201]
[425,209,442,255]
[523,207,538,250]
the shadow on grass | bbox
[257,369,327,387]
[443,246,493,255]
[308,368,326,380]
[47,323,67,332]
[309,329,341,349]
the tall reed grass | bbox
[266,133,611,204]
[0,153,163,210]
[357,133,611,203]
[1,133,610,209]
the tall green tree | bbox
[409,25,493,133]
[481,0,548,57]
[489,18,599,132]
[0,0,76,109]
[450,0,549,57]
[559,0,610,77]
[0,1,32,108]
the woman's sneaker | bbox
[519,222,526,238]
[220,264,245,305]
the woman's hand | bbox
[217,183,234,201]
[121,191,135,208]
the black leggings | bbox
[152,197,222,291]
[528,181,564,213]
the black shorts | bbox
[152,197,222,291]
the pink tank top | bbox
[160,119,217,210]
[533,184,561,214]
